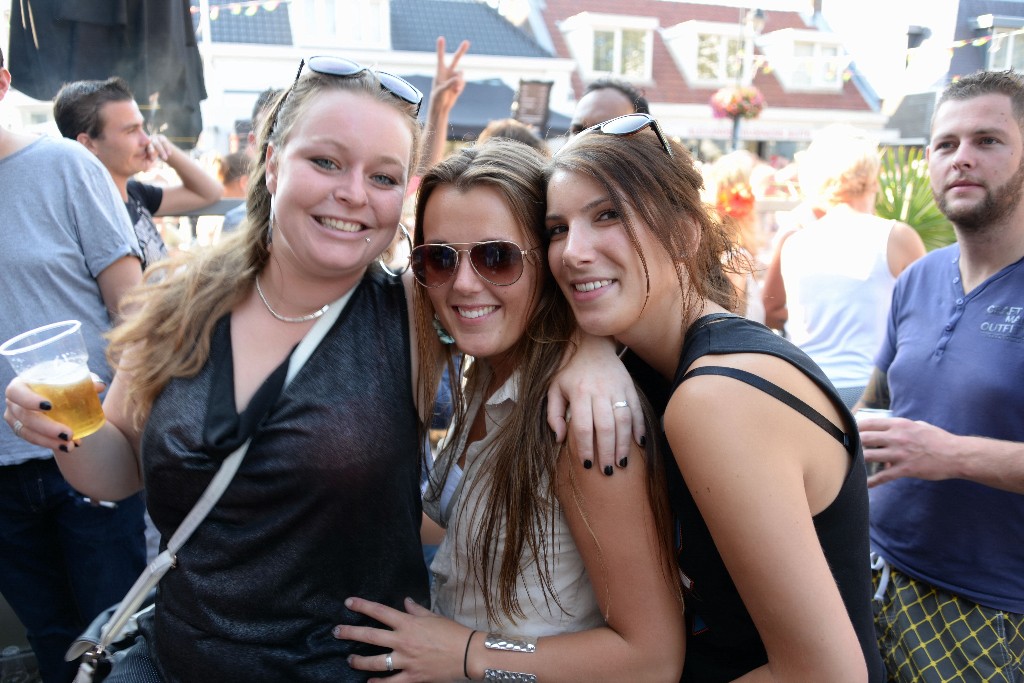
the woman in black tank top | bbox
[543,114,884,683]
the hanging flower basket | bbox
[710,86,765,120]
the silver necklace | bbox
[254,276,329,323]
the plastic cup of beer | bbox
[854,408,893,476]
[0,320,106,439]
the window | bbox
[589,28,649,77]
[756,28,848,92]
[989,29,1024,71]
[662,20,755,87]
[291,0,390,49]
[791,41,842,88]
[560,13,657,82]
[697,34,744,82]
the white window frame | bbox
[757,28,849,93]
[988,28,1024,71]
[559,12,657,83]
[290,0,391,51]
[662,20,758,88]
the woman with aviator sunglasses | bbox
[336,140,684,681]
[545,114,884,682]
[3,59,640,681]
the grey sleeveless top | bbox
[140,268,428,682]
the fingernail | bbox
[619,457,628,468]
[333,626,343,638]
[73,440,81,448]
[603,465,614,476]
[59,432,69,442]
[639,435,646,447]
[583,459,593,470]
[59,445,69,453]
[40,401,52,411]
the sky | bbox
[821,0,960,101]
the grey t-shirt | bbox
[0,136,141,465]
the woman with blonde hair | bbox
[704,149,767,323]
[4,57,635,681]
[776,125,925,407]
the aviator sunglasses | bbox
[293,55,423,116]
[410,241,538,288]
[576,112,674,157]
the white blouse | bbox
[422,366,604,638]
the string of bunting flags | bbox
[189,2,1020,82]
[189,1,288,20]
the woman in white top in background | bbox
[335,139,684,682]
[774,125,925,407]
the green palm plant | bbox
[875,146,956,251]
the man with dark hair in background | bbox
[568,77,650,135]
[0,47,146,683]
[54,77,222,268]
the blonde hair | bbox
[797,125,880,206]
[108,66,422,428]
[705,150,764,256]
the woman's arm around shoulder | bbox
[520,437,684,682]
[664,353,867,683]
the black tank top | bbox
[141,268,428,682]
[636,313,883,683]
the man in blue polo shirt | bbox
[858,69,1024,682]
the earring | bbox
[433,314,455,345]
[267,195,276,247]
[378,223,413,277]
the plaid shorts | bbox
[873,562,1024,683]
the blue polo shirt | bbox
[870,243,1024,613]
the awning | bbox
[403,76,571,140]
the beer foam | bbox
[21,359,90,385]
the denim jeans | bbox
[0,458,146,683]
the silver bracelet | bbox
[483,633,537,654]
[484,669,538,682]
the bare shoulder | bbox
[665,350,849,515]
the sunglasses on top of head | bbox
[410,241,538,288]
[574,112,674,157]
[292,55,423,116]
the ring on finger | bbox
[612,400,629,409]
[385,652,394,672]
[12,420,23,438]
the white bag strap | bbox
[81,286,353,658]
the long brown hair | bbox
[108,64,421,429]
[417,140,678,623]
[416,140,571,622]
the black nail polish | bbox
[40,401,52,411]
[58,432,69,442]
[603,465,614,476]
[619,457,628,468]
[58,445,68,453]
[583,459,593,470]
[639,435,646,447]
[73,440,81,448]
